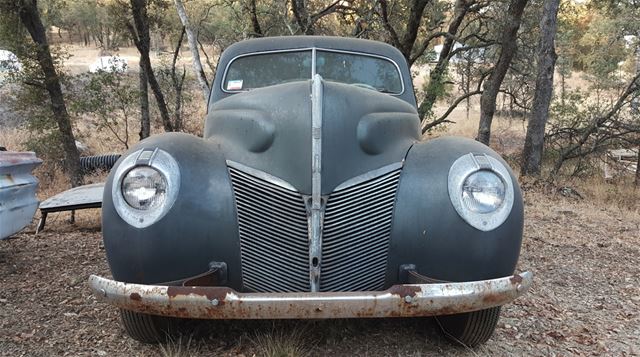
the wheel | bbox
[119,309,176,343]
[435,307,501,347]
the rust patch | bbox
[129,293,142,301]
[510,275,523,284]
[388,285,421,298]
[482,293,504,305]
[166,286,232,305]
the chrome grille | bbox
[320,169,401,292]
[228,167,310,292]
[229,164,401,293]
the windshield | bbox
[223,49,403,94]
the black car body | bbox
[90,36,531,346]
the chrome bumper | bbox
[88,272,532,319]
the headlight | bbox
[111,148,180,228]
[462,170,505,213]
[448,153,514,231]
[122,166,166,210]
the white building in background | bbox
[89,56,128,73]
[432,42,487,64]
[623,35,637,49]
[0,50,22,72]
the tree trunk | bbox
[560,70,566,106]
[174,0,210,101]
[377,0,430,65]
[291,0,312,34]
[170,27,186,132]
[476,0,528,145]
[129,0,174,132]
[291,0,349,36]
[139,58,150,140]
[634,146,640,187]
[520,0,559,176]
[631,35,640,113]
[635,146,640,186]
[551,72,640,175]
[17,0,83,188]
[398,0,430,62]
[246,0,263,37]
[465,59,471,120]
[635,42,640,187]
[418,0,468,119]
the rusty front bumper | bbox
[88,272,532,319]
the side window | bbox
[223,51,312,91]
[316,51,403,94]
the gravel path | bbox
[1,191,638,356]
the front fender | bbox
[386,136,524,284]
[102,133,242,287]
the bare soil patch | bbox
[0,191,639,356]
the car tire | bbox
[119,309,176,343]
[435,306,501,347]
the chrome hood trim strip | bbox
[309,74,324,292]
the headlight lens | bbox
[462,170,505,213]
[121,166,166,210]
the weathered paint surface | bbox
[39,182,104,212]
[0,152,42,240]
[37,182,104,232]
[89,271,533,320]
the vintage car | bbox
[89,36,531,346]
[88,55,128,73]
[0,151,42,240]
[0,49,22,73]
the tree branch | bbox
[421,89,483,133]
[376,0,402,50]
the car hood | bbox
[204,80,419,195]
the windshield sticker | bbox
[227,80,243,90]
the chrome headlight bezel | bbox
[448,153,515,232]
[112,148,180,228]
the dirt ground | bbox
[0,189,638,356]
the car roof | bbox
[220,36,407,64]
[210,36,417,108]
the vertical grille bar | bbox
[229,163,401,293]
[228,167,310,292]
[320,169,401,292]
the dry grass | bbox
[0,127,28,152]
[555,176,639,213]
[2,169,639,356]
[424,105,528,160]
[250,324,314,357]
[60,43,217,79]
[4,40,640,356]
[159,335,200,357]
[5,83,637,219]
[71,86,206,157]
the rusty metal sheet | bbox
[604,149,638,179]
[39,182,104,213]
[0,152,42,240]
[37,182,104,233]
[89,271,533,319]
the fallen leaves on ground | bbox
[0,191,638,356]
